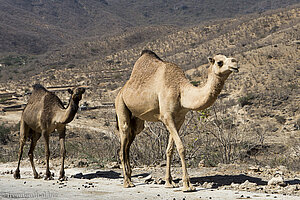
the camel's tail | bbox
[116,114,119,131]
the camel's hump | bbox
[140,50,162,61]
[32,84,47,91]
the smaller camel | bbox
[14,84,85,180]
[115,50,239,191]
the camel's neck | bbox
[57,97,79,124]
[181,72,229,111]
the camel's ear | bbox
[208,57,215,64]
[67,89,73,94]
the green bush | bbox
[0,55,28,66]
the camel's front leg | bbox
[165,136,177,188]
[58,127,66,180]
[163,114,195,192]
[14,120,29,179]
[165,118,185,188]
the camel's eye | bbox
[217,61,223,67]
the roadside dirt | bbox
[0,161,299,200]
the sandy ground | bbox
[0,162,299,200]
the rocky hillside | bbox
[0,5,299,170]
[0,0,299,54]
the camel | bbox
[115,50,239,191]
[14,84,85,180]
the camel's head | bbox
[208,55,239,76]
[68,87,85,102]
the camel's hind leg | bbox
[14,119,29,179]
[125,117,144,180]
[28,130,41,179]
[116,94,135,188]
[118,122,134,187]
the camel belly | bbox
[133,107,160,122]
[126,100,160,122]
[123,94,160,122]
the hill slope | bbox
[0,4,299,170]
[0,0,299,54]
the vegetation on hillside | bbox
[0,2,299,171]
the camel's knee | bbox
[119,149,125,162]
[45,150,50,158]
[166,147,173,157]
[28,152,33,159]
[120,122,130,133]
[60,147,66,156]
[177,145,185,157]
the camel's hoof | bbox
[13,171,20,179]
[44,177,54,180]
[34,174,42,179]
[59,176,68,181]
[44,175,54,180]
[165,181,178,188]
[182,185,196,192]
[123,181,135,188]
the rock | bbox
[106,162,120,169]
[159,161,166,167]
[239,180,257,190]
[268,175,285,186]
[285,185,299,194]
[230,183,240,189]
[198,159,205,168]
[275,171,283,175]
[77,161,88,167]
[144,174,153,183]
[156,178,164,185]
[249,165,262,172]
[202,182,213,189]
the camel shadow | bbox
[285,179,300,185]
[132,173,151,178]
[190,174,300,188]
[71,170,150,180]
[72,170,121,179]
[190,174,267,188]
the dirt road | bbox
[0,162,299,200]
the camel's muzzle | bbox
[230,65,239,73]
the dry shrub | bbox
[118,99,252,167]
[66,129,119,166]
[130,122,169,166]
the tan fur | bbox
[14,84,85,180]
[115,50,239,191]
